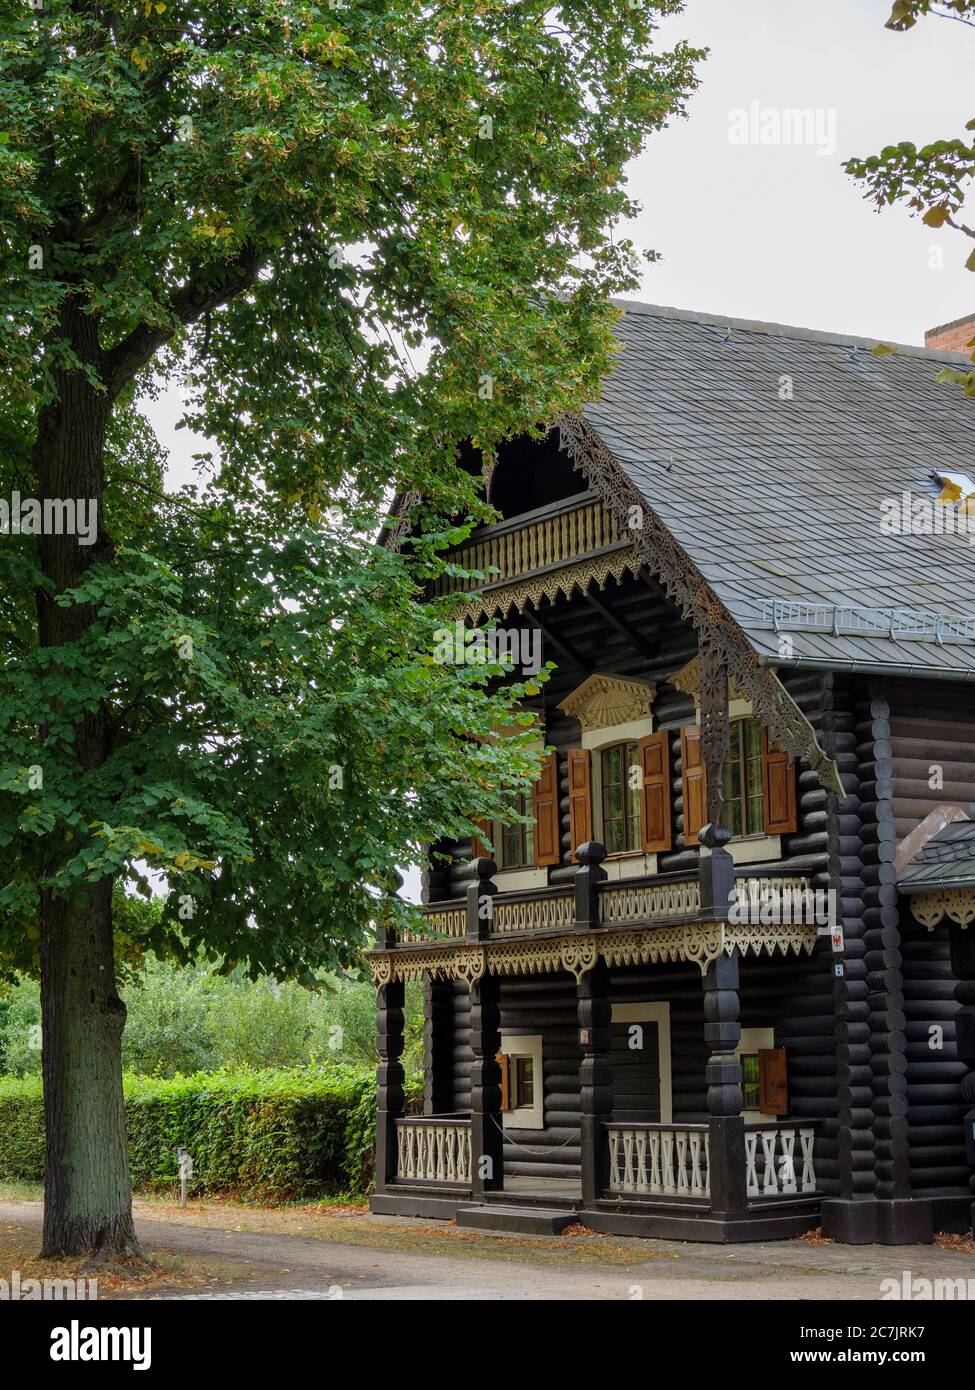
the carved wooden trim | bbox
[556,412,843,794]
[670,653,745,703]
[910,888,975,929]
[367,918,819,986]
[452,548,641,622]
[557,672,656,732]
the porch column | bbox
[469,972,503,1195]
[703,949,748,1220]
[578,959,612,1204]
[949,923,975,1232]
[375,978,405,1191]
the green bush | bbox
[0,1066,422,1200]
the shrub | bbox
[0,1066,421,1200]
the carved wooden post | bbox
[698,631,729,836]
[467,856,498,940]
[469,971,503,1195]
[703,949,748,1221]
[949,924,975,1232]
[575,840,607,929]
[578,958,612,1203]
[375,872,404,1191]
[376,978,405,1192]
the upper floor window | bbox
[496,794,535,870]
[600,741,642,855]
[722,717,765,838]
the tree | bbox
[0,0,701,1255]
[846,0,975,391]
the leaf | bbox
[872,343,897,357]
[922,204,950,228]
[966,246,975,272]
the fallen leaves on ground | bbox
[934,1230,975,1254]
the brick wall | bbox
[924,313,975,353]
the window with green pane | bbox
[741,1052,761,1111]
[497,793,535,869]
[722,718,765,837]
[599,741,642,854]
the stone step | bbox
[456,1205,579,1235]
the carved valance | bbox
[367,919,819,987]
[455,549,641,623]
[557,672,656,731]
[910,888,975,930]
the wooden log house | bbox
[367,302,975,1244]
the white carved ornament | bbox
[911,888,975,930]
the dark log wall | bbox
[886,678,975,1199]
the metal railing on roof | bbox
[760,599,975,646]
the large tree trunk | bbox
[33,300,140,1258]
[40,883,139,1257]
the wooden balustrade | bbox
[395,1117,472,1184]
[607,1124,710,1199]
[744,1125,817,1197]
[429,497,622,596]
[406,874,815,945]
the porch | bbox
[368,841,830,1242]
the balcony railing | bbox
[607,1123,710,1199]
[427,494,625,598]
[745,1124,817,1198]
[395,1117,472,1184]
[408,870,816,945]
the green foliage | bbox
[0,1066,418,1199]
[0,957,424,1078]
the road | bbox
[2,1198,972,1301]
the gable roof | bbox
[581,301,975,679]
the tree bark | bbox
[40,882,139,1257]
[33,298,140,1257]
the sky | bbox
[139,0,974,902]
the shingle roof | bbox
[899,817,975,892]
[582,301,975,678]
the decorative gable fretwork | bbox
[910,888,975,930]
[557,672,657,732]
[670,653,745,704]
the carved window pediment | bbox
[558,673,656,732]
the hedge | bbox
[0,1066,421,1201]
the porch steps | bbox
[456,1205,578,1236]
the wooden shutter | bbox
[638,733,672,853]
[567,748,593,855]
[758,1047,788,1116]
[496,1053,511,1112]
[470,818,491,860]
[680,724,707,846]
[532,751,560,867]
[761,727,798,834]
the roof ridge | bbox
[609,298,974,366]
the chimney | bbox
[924,313,975,353]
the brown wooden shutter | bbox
[496,1053,511,1112]
[758,1047,788,1116]
[470,818,492,860]
[567,748,593,856]
[637,733,672,853]
[680,724,707,846]
[532,751,560,867]
[761,727,798,834]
